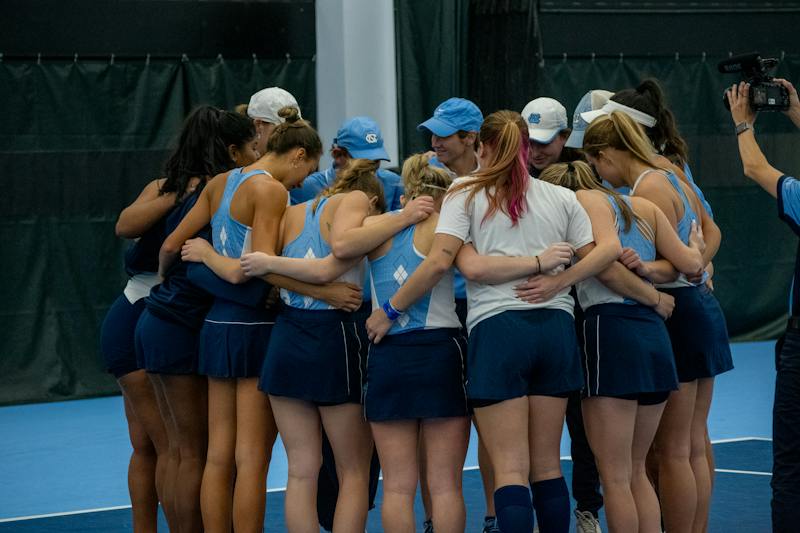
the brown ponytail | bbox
[265,106,323,158]
[611,79,689,165]
[583,111,659,170]
[312,158,385,214]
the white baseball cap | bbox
[521,97,568,144]
[247,87,301,125]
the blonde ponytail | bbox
[539,160,639,233]
[401,153,452,201]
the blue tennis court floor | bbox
[0,342,775,531]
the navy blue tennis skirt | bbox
[662,285,733,382]
[100,294,146,378]
[581,303,678,398]
[467,308,583,401]
[365,328,468,421]
[199,299,277,379]
[135,309,200,375]
[260,306,363,405]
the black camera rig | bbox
[719,52,790,112]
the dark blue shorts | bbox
[135,309,200,375]
[581,303,678,398]
[467,309,583,401]
[199,299,276,379]
[662,285,733,382]
[260,306,363,405]
[100,294,146,379]
[365,328,468,421]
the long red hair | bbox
[448,110,529,225]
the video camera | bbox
[719,52,790,111]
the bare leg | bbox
[320,403,373,533]
[270,395,322,533]
[691,378,715,533]
[655,381,698,533]
[473,397,530,488]
[161,374,208,533]
[118,370,169,533]
[419,436,433,523]
[149,374,180,531]
[371,419,420,533]
[201,378,236,532]
[476,422,497,517]
[233,378,278,533]
[703,431,714,533]
[582,397,638,533]
[423,417,471,533]
[473,397,531,533]
[631,402,667,533]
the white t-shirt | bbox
[436,176,594,332]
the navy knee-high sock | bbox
[531,477,570,533]
[493,485,533,533]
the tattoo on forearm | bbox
[441,248,454,256]
[326,222,332,232]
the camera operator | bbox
[727,79,800,533]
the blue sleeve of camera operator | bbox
[777,175,800,233]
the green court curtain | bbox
[0,57,315,405]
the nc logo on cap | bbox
[365,133,378,144]
[528,113,541,125]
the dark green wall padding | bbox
[395,0,800,346]
[0,58,315,405]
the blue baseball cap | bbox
[418,97,484,137]
[333,116,390,161]
[565,90,613,148]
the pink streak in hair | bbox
[506,133,529,224]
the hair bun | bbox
[278,106,301,124]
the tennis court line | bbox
[715,468,772,476]
[0,438,772,523]
[711,436,772,444]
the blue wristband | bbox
[382,300,402,321]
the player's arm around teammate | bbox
[582,111,732,533]
[367,111,616,533]
[158,107,323,533]
[539,160,705,533]
[257,159,399,533]
[362,154,471,533]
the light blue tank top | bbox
[683,163,714,219]
[577,195,656,309]
[369,219,460,335]
[279,198,335,310]
[632,170,707,288]
[210,167,269,258]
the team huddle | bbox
[101,81,731,533]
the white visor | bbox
[580,100,657,128]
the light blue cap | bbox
[565,90,614,148]
[334,116,389,161]
[418,97,484,137]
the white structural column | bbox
[315,0,399,168]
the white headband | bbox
[602,100,657,127]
